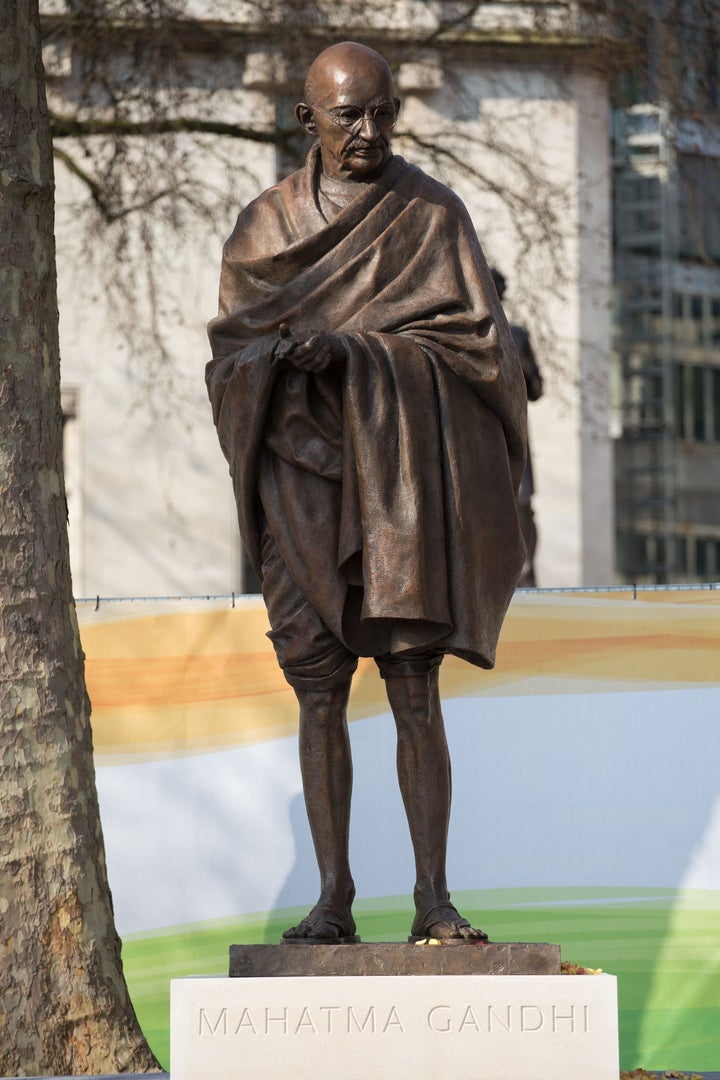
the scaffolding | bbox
[613,104,679,583]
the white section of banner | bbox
[96,686,720,935]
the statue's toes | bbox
[455,922,489,941]
[412,902,489,942]
[281,921,308,939]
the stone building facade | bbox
[43,1,615,595]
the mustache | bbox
[346,135,385,148]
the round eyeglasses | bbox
[311,101,398,135]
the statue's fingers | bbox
[291,337,319,359]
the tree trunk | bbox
[0,1,161,1074]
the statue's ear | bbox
[295,102,316,134]
[394,97,401,116]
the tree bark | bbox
[0,1,161,1073]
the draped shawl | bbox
[207,146,527,669]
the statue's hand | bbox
[272,323,298,365]
[286,331,346,373]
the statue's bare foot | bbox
[282,902,359,944]
[410,900,489,943]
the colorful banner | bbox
[78,588,720,1071]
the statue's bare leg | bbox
[282,679,358,942]
[385,669,488,942]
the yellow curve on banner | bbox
[77,592,720,763]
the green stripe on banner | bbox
[122,887,720,1072]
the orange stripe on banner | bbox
[497,632,720,681]
[77,593,720,760]
[85,653,287,708]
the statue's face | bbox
[299,60,398,182]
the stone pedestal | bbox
[171,943,619,1080]
[229,940,561,977]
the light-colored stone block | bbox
[242,49,290,89]
[171,973,619,1080]
[397,56,444,94]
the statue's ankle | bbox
[319,879,355,909]
[413,881,450,910]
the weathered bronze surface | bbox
[207,42,528,944]
[229,943,560,978]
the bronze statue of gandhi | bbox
[207,41,527,943]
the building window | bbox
[674,362,720,443]
[711,298,720,344]
[676,535,688,576]
[616,528,720,583]
[693,536,720,581]
[692,365,706,440]
[673,362,686,438]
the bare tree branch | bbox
[50,112,297,146]
[44,0,719,411]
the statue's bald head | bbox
[304,42,394,107]
[296,42,398,181]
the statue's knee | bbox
[297,683,351,731]
[385,672,445,742]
